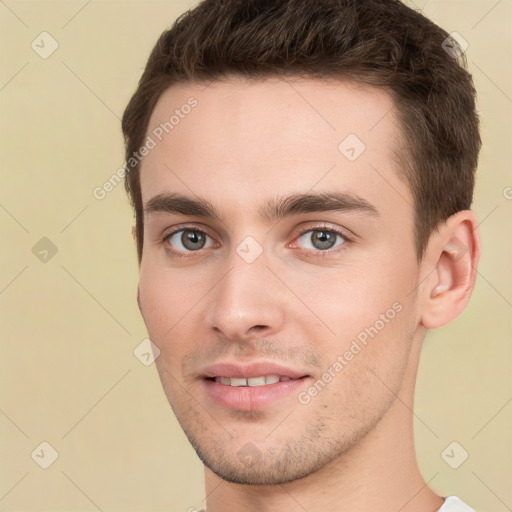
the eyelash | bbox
[161,224,352,259]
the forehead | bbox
[140,78,411,220]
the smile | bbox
[210,375,297,386]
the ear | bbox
[420,210,480,330]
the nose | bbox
[204,254,286,342]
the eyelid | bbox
[295,221,358,238]
[162,223,215,240]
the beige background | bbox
[0,1,511,511]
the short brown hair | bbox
[122,0,481,263]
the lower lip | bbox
[203,378,310,411]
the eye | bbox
[296,229,346,251]
[166,229,216,252]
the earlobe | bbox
[421,211,480,330]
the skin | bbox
[137,78,480,512]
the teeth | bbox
[214,375,293,387]
[248,377,266,386]
[230,378,247,387]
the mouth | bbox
[201,362,312,411]
[206,375,306,387]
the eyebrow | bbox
[144,192,379,223]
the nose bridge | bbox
[206,245,284,339]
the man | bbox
[122,1,481,510]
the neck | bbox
[203,336,443,512]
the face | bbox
[138,78,423,485]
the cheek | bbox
[138,261,193,352]
[314,300,414,422]
[292,261,413,336]
[288,256,419,390]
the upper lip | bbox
[202,361,309,379]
